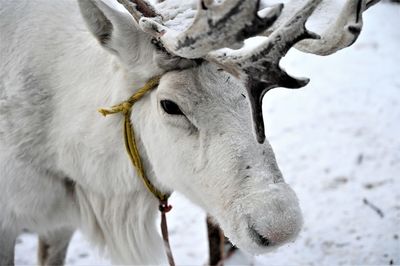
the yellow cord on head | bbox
[98,75,169,202]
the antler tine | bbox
[263,0,382,56]
[137,0,284,59]
[294,0,380,56]
[116,0,161,22]
[208,0,322,143]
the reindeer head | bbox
[79,0,379,255]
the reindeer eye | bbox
[160,100,184,115]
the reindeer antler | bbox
[118,0,284,58]
[116,0,380,143]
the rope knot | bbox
[98,101,132,116]
[159,200,173,213]
[121,102,132,114]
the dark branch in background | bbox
[363,198,384,218]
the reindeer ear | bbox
[78,0,138,54]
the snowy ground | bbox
[14,3,400,266]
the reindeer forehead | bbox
[159,64,247,110]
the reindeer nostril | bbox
[249,226,270,247]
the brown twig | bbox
[363,198,384,218]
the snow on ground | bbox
[14,3,400,266]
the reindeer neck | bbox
[51,40,165,264]
[75,184,163,264]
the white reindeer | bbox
[0,0,380,265]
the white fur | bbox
[0,0,302,264]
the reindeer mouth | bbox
[248,225,271,247]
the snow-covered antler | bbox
[117,0,284,58]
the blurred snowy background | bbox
[14,2,399,266]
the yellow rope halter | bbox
[98,76,175,266]
[98,76,170,202]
